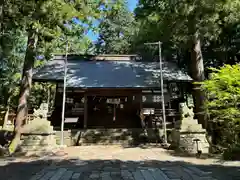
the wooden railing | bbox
[154,108,180,117]
[6,113,45,125]
[138,108,181,130]
[26,114,34,124]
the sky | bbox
[128,0,138,12]
[87,0,138,41]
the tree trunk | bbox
[8,30,38,154]
[190,33,206,128]
[0,1,3,32]
[47,84,51,111]
[187,10,206,129]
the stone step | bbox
[179,124,203,130]
[54,128,160,146]
[175,119,199,126]
[22,141,56,146]
[79,139,134,145]
[175,123,203,130]
[21,145,55,152]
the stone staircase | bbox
[174,117,203,131]
[55,128,155,146]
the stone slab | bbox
[7,146,239,180]
[132,170,145,180]
[39,171,55,180]
[140,169,155,180]
[150,168,171,180]
[49,168,67,180]
[30,169,46,180]
[187,166,212,176]
[71,173,81,179]
[60,170,73,180]
[89,172,100,179]
[121,170,132,177]
[101,175,112,180]
[183,167,213,180]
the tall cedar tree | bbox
[4,0,105,154]
[0,0,27,129]
[135,0,240,127]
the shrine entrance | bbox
[87,96,141,128]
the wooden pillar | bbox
[84,94,88,128]
[54,83,59,107]
[139,92,142,110]
[138,92,145,128]
[113,104,116,121]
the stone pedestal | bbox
[171,103,209,154]
[20,118,56,154]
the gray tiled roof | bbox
[33,59,192,88]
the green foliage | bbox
[133,0,240,126]
[28,82,56,112]
[52,20,95,55]
[0,0,107,109]
[4,0,109,154]
[136,0,240,41]
[203,65,240,123]
[133,0,240,65]
[0,26,26,110]
[202,64,240,159]
[223,143,240,160]
[2,0,106,60]
[96,0,135,54]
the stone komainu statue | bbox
[172,102,210,154]
[179,102,194,119]
[33,103,48,119]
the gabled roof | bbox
[33,55,192,88]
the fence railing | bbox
[3,113,37,125]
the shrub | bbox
[202,64,240,159]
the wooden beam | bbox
[139,92,142,110]
[85,89,141,96]
[84,94,88,128]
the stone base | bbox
[171,130,209,154]
[20,134,57,152]
[171,117,210,154]
[20,118,57,154]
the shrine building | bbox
[33,54,192,131]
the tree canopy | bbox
[133,0,240,126]
[96,0,135,54]
[1,0,108,153]
[134,0,240,67]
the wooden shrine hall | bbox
[33,54,192,130]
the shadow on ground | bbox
[165,148,220,159]
[0,152,239,180]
